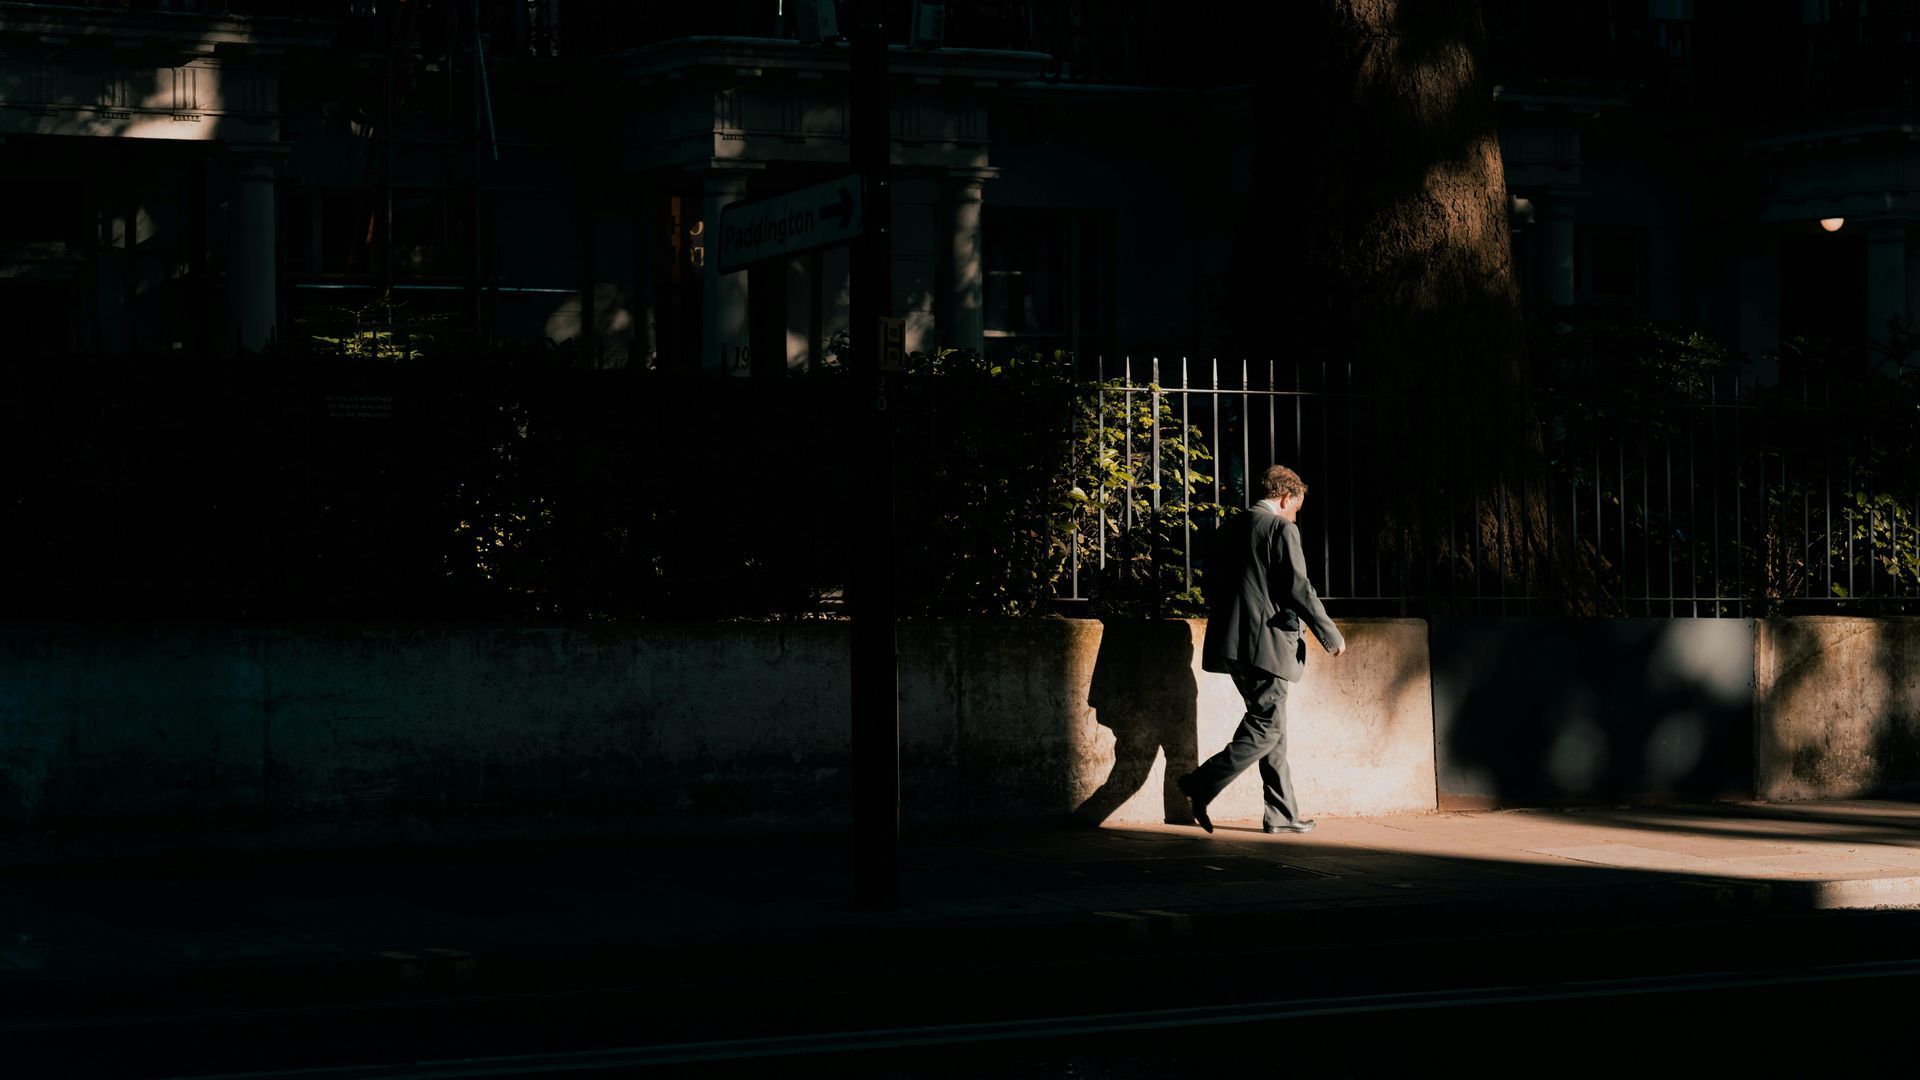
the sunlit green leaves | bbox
[299,291,453,362]
[893,348,1221,618]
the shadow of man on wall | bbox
[1072,619,1200,826]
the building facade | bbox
[0,0,1247,371]
[4,1,1913,381]
[1489,0,1920,381]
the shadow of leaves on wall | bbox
[1433,617,1755,808]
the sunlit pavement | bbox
[6,800,1920,1075]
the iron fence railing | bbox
[1062,356,1920,618]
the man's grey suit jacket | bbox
[1201,504,1344,681]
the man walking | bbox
[1179,465,1345,835]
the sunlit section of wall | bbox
[1756,618,1920,801]
[0,58,279,143]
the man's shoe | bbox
[1264,819,1316,834]
[1176,773,1213,834]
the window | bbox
[288,188,474,278]
[1579,226,1642,304]
[300,189,377,274]
[982,206,1112,361]
[985,207,1070,338]
[391,190,473,278]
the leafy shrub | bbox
[896,348,1218,618]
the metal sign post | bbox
[849,0,899,909]
[878,316,905,372]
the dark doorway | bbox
[1780,229,1867,368]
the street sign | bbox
[716,175,863,274]
[877,316,905,372]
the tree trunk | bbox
[1249,0,1591,611]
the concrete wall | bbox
[14,614,1909,847]
[1187,619,1436,823]
[1755,618,1920,800]
[0,619,1435,845]
[1428,615,1920,808]
[1430,618,1755,809]
[0,624,856,835]
[1073,619,1436,826]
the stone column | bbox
[1867,223,1908,365]
[227,144,285,353]
[700,169,753,375]
[1542,193,1577,307]
[946,168,994,355]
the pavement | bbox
[4,799,1920,1031]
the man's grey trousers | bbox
[1186,661,1302,829]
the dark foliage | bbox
[4,342,1218,622]
[1,347,853,621]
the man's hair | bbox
[1259,465,1308,501]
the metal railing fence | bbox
[1060,356,1920,618]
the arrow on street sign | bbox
[717,174,864,274]
[817,185,856,228]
